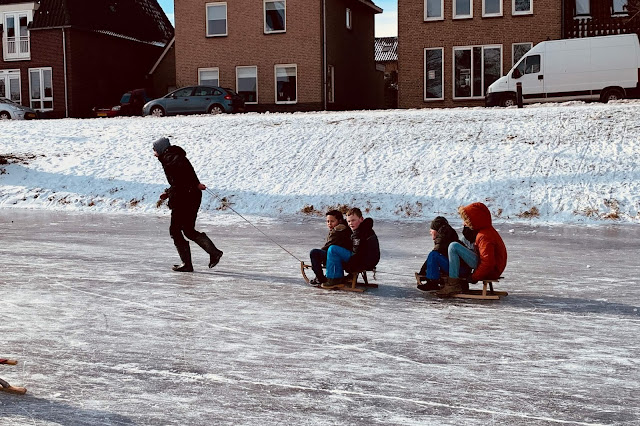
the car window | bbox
[170,88,194,98]
[120,93,131,103]
[195,87,215,96]
[524,55,541,74]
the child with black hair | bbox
[308,210,352,285]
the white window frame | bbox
[346,8,352,29]
[198,67,220,86]
[512,42,533,66]
[452,44,503,100]
[274,64,297,104]
[205,2,228,37]
[512,0,533,15]
[236,66,258,104]
[424,0,444,20]
[2,10,32,61]
[28,67,53,111]
[0,69,21,103]
[264,0,286,34]
[453,0,473,19]
[424,47,444,101]
[483,0,503,17]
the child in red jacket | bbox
[438,202,508,297]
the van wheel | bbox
[0,111,11,120]
[208,104,224,115]
[501,95,517,107]
[150,106,165,117]
[601,88,624,103]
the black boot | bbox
[192,232,223,268]
[417,279,441,291]
[172,243,194,272]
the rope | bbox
[204,188,303,263]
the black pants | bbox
[169,194,204,248]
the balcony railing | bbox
[565,16,640,38]
[4,35,30,59]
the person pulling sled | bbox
[153,137,223,272]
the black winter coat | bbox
[159,146,201,211]
[346,218,380,272]
[433,222,461,258]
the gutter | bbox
[62,27,68,117]
[322,0,327,110]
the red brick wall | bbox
[175,0,324,111]
[398,0,562,108]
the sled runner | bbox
[300,262,378,292]
[452,277,507,300]
[0,359,26,395]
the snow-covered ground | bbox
[1,101,639,224]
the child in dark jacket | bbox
[308,210,352,285]
[417,216,461,291]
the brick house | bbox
[0,0,173,118]
[174,0,384,112]
[563,0,640,38]
[398,1,563,108]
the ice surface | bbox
[1,210,638,425]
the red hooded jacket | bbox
[459,203,507,281]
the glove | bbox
[159,192,168,200]
[462,226,477,243]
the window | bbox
[512,42,533,66]
[237,66,258,104]
[206,3,227,36]
[424,48,444,100]
[199,68,219,86]
[275,64,297,104]
[29,68,53,111]
[483,0,502,16]
[265,0,286,33]
[575,0,590,15]
[346,8,352,29]
[327,65,335,104]
[0,70,21,103]
[453,45,502,99]
[425,0,444,20]
[3,11,31,60]
[612,0,627,14]
[514,54,540,76]
[454,0,473,18]
[513,0,533,15]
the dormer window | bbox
[3,11,32,60]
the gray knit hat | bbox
[153,137,171,155]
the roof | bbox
[13,0,174,45]
[375,36,397,62]
[359,0,383,14]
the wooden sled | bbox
[300,262,378,292]
[452,277,508,300]
[0,359,26,395]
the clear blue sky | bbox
[157,0,397,37]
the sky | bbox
[157,0,398,37]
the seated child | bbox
[438,202,508,297]
[308,210,352,285]
[417,216,462,291]
[322,207,380,289]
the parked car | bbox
[94,89,152,117]
[142,86,245,117]
[0,98,37,120]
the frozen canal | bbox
[1,210,639,425]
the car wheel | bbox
[501,95,517,107]
[601,88,624,103]
[208,104,224,115]
[150,106,165,117]
[0,111,11,120]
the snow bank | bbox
[1,101,639,224]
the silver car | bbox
[0,98,37,120]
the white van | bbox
[486,34,640,107]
